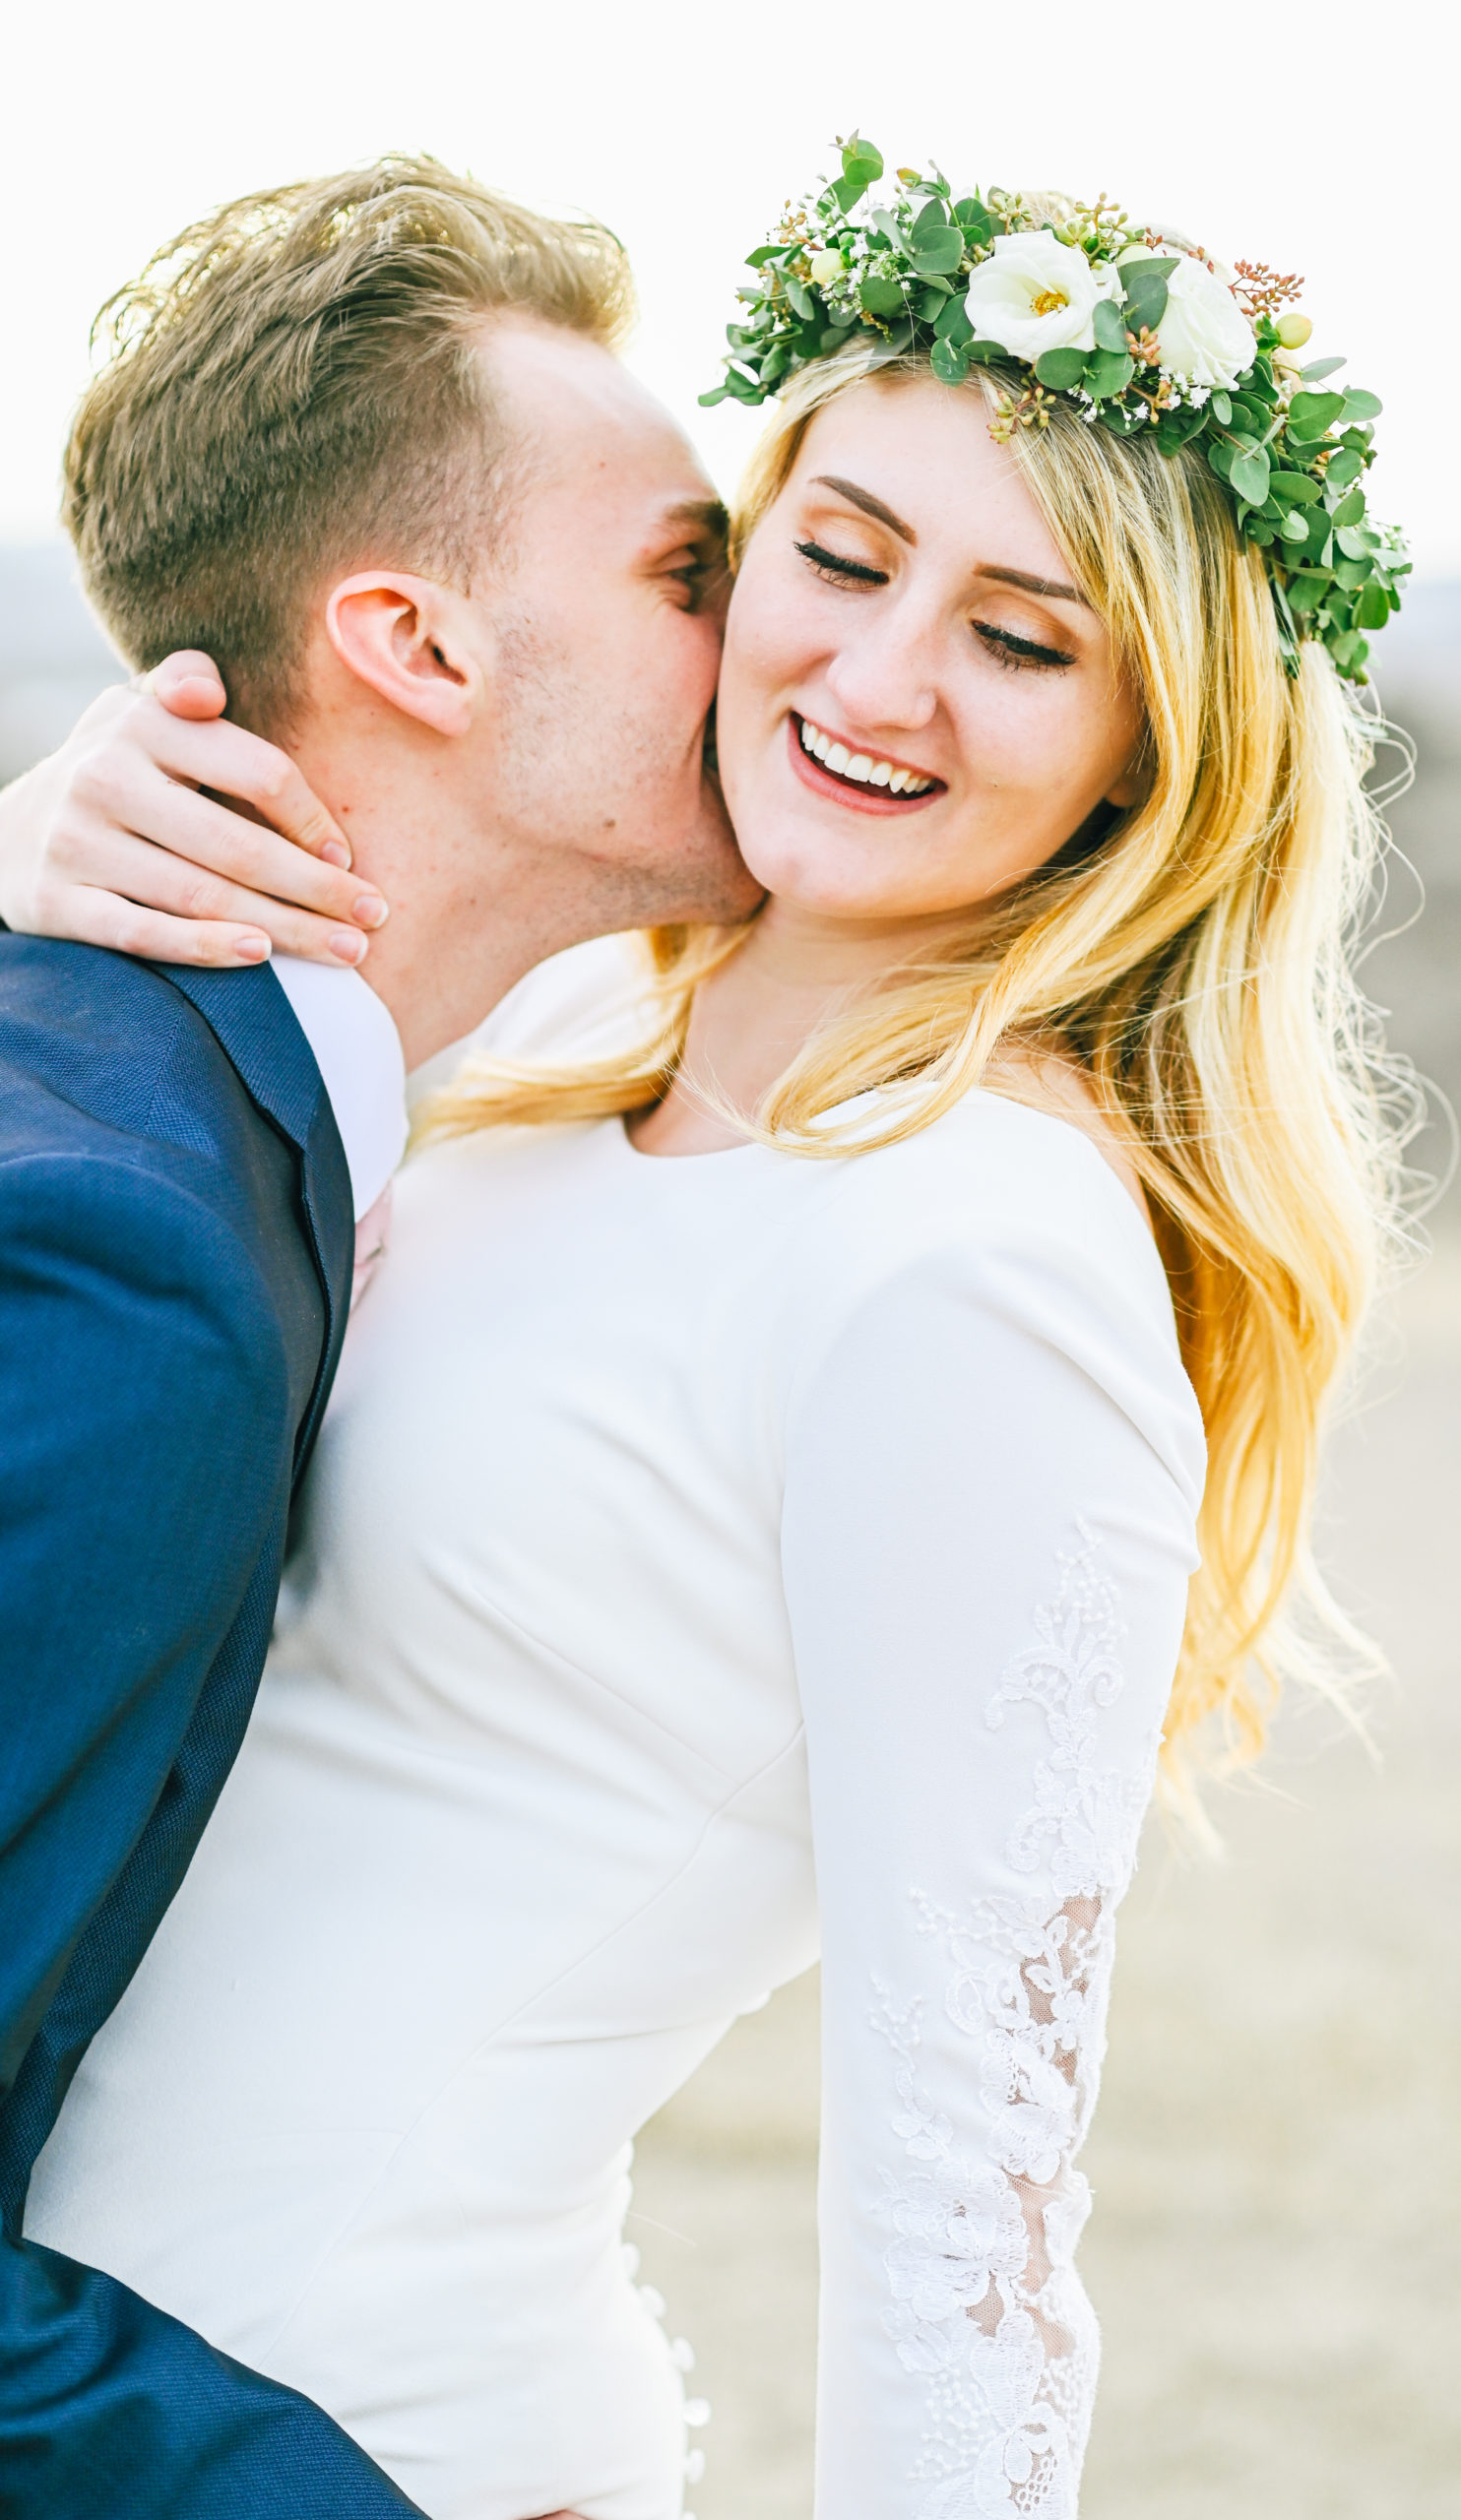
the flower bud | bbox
[1275,311,1312,348]
[809,248,845,288]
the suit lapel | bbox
[157,963,354,1479]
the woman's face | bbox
[716,373,1145,921]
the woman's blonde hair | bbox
[427,343,1414,1796]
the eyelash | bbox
[793,537,1075,673]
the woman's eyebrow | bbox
[980,565,1090,608]
[811,475,917,544]
[809,479,1089,608]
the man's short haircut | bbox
[63,156,635,732]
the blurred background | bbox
[2,3,1456,2510]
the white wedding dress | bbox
[28,943,1203,2520]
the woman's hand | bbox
[0,652,388,968]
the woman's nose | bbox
[821,612,940,737]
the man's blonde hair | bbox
[425,346,1417,1803]
[63,156,635,732]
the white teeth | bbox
[797,718,932,796]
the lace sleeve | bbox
[780,1211,1201,2519]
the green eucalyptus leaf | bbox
[1279,511,1309,542]
[1227,394,1266,435]
[1120,255,1180,285]
[1330,486,1366,528]
[1084,347,1134,400]
[1323,447,1364,489]
[911,196,953,240]
[1122,276,1169,337]
[1267,471,1322,506]
[859,273,907,318]
[1337,524,1381,558]
[1285,389,1347,441]
[933,292,974,346]
[784,278,814,320]
[1285,571,1329,614]
[1034,346,1090,391]
[1356,583,1392,630]
[1302,512,1335,566]
[1093,298,1128,353]
[842,132,884,185]
[930,336,971,385]
[1331,556,1369,592]
[1207,438,1236,480]
[1210,390,1233,425]
[1298,356,1346,383]
[1230,448,1272,506]
[953,196,993,246]
[1339,387,1382,422]
[911,230,967,276]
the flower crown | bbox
[703,137,1408,684]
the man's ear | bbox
[324,572,484,736]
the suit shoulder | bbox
[0,940,288,1195]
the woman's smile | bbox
[788,712,944,813]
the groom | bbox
[0,158,756,2515]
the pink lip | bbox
[786,715,944,815]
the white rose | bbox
[1118,245,1252,388]
[963,230,1121,360]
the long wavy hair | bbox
[425,344,1415,1796]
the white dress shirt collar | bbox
[271,954,409,1221]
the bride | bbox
[13,155,1403,2520]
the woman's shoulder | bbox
[813,1063,1155,1276]
[782,1077,1203,1491]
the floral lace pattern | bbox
[871,1529,1160,2518]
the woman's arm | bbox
[0,654,385,966]
[781,1192,1201,2517]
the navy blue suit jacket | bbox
[0,938,421,2516]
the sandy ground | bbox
[630,660,1461,2517]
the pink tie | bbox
[350,1183,394,1312]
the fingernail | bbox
[237,932,272,962]
[353,892,389,928]
[328,929,368,965]
[321,840,352,869]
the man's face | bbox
[473,319,763,929]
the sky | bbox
[2,0,1451,577]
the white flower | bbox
[1118,244,1252,389]
[963,230,1121,360]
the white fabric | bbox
[272,952,409,1220]
[29,942,1204,2520]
